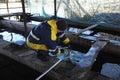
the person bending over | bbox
[26,18,70,61]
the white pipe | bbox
[35,59,63,80]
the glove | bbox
[56,48,64,56]
[57,48,70,60]
[49,48,65,57]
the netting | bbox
[1,0,120,27]
[27,0,120,27]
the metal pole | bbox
[6,0,10,19]
[76,24,99,36]
[76,22,104,36]
[21,0,27,38]
[54,0,57,19]
[35,59,62,80]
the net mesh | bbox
[28,0,120,27]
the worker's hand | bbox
[56,48,65,56]
[57,48,70,60]
[49,48,65,57]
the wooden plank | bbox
[0,19,35,34]
[0,19,120,63]
[29,16,120,35]
[66,31,120,58]
[0,40,112,80]
[68,40,108,80]
[78,39,108,69]
[0,12,29,17]
[0,40,64,80]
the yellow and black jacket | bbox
[26,20,70,55]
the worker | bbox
[26,18,70,61]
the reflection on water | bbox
[0,31,25,45]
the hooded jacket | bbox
[26,20,70,55]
